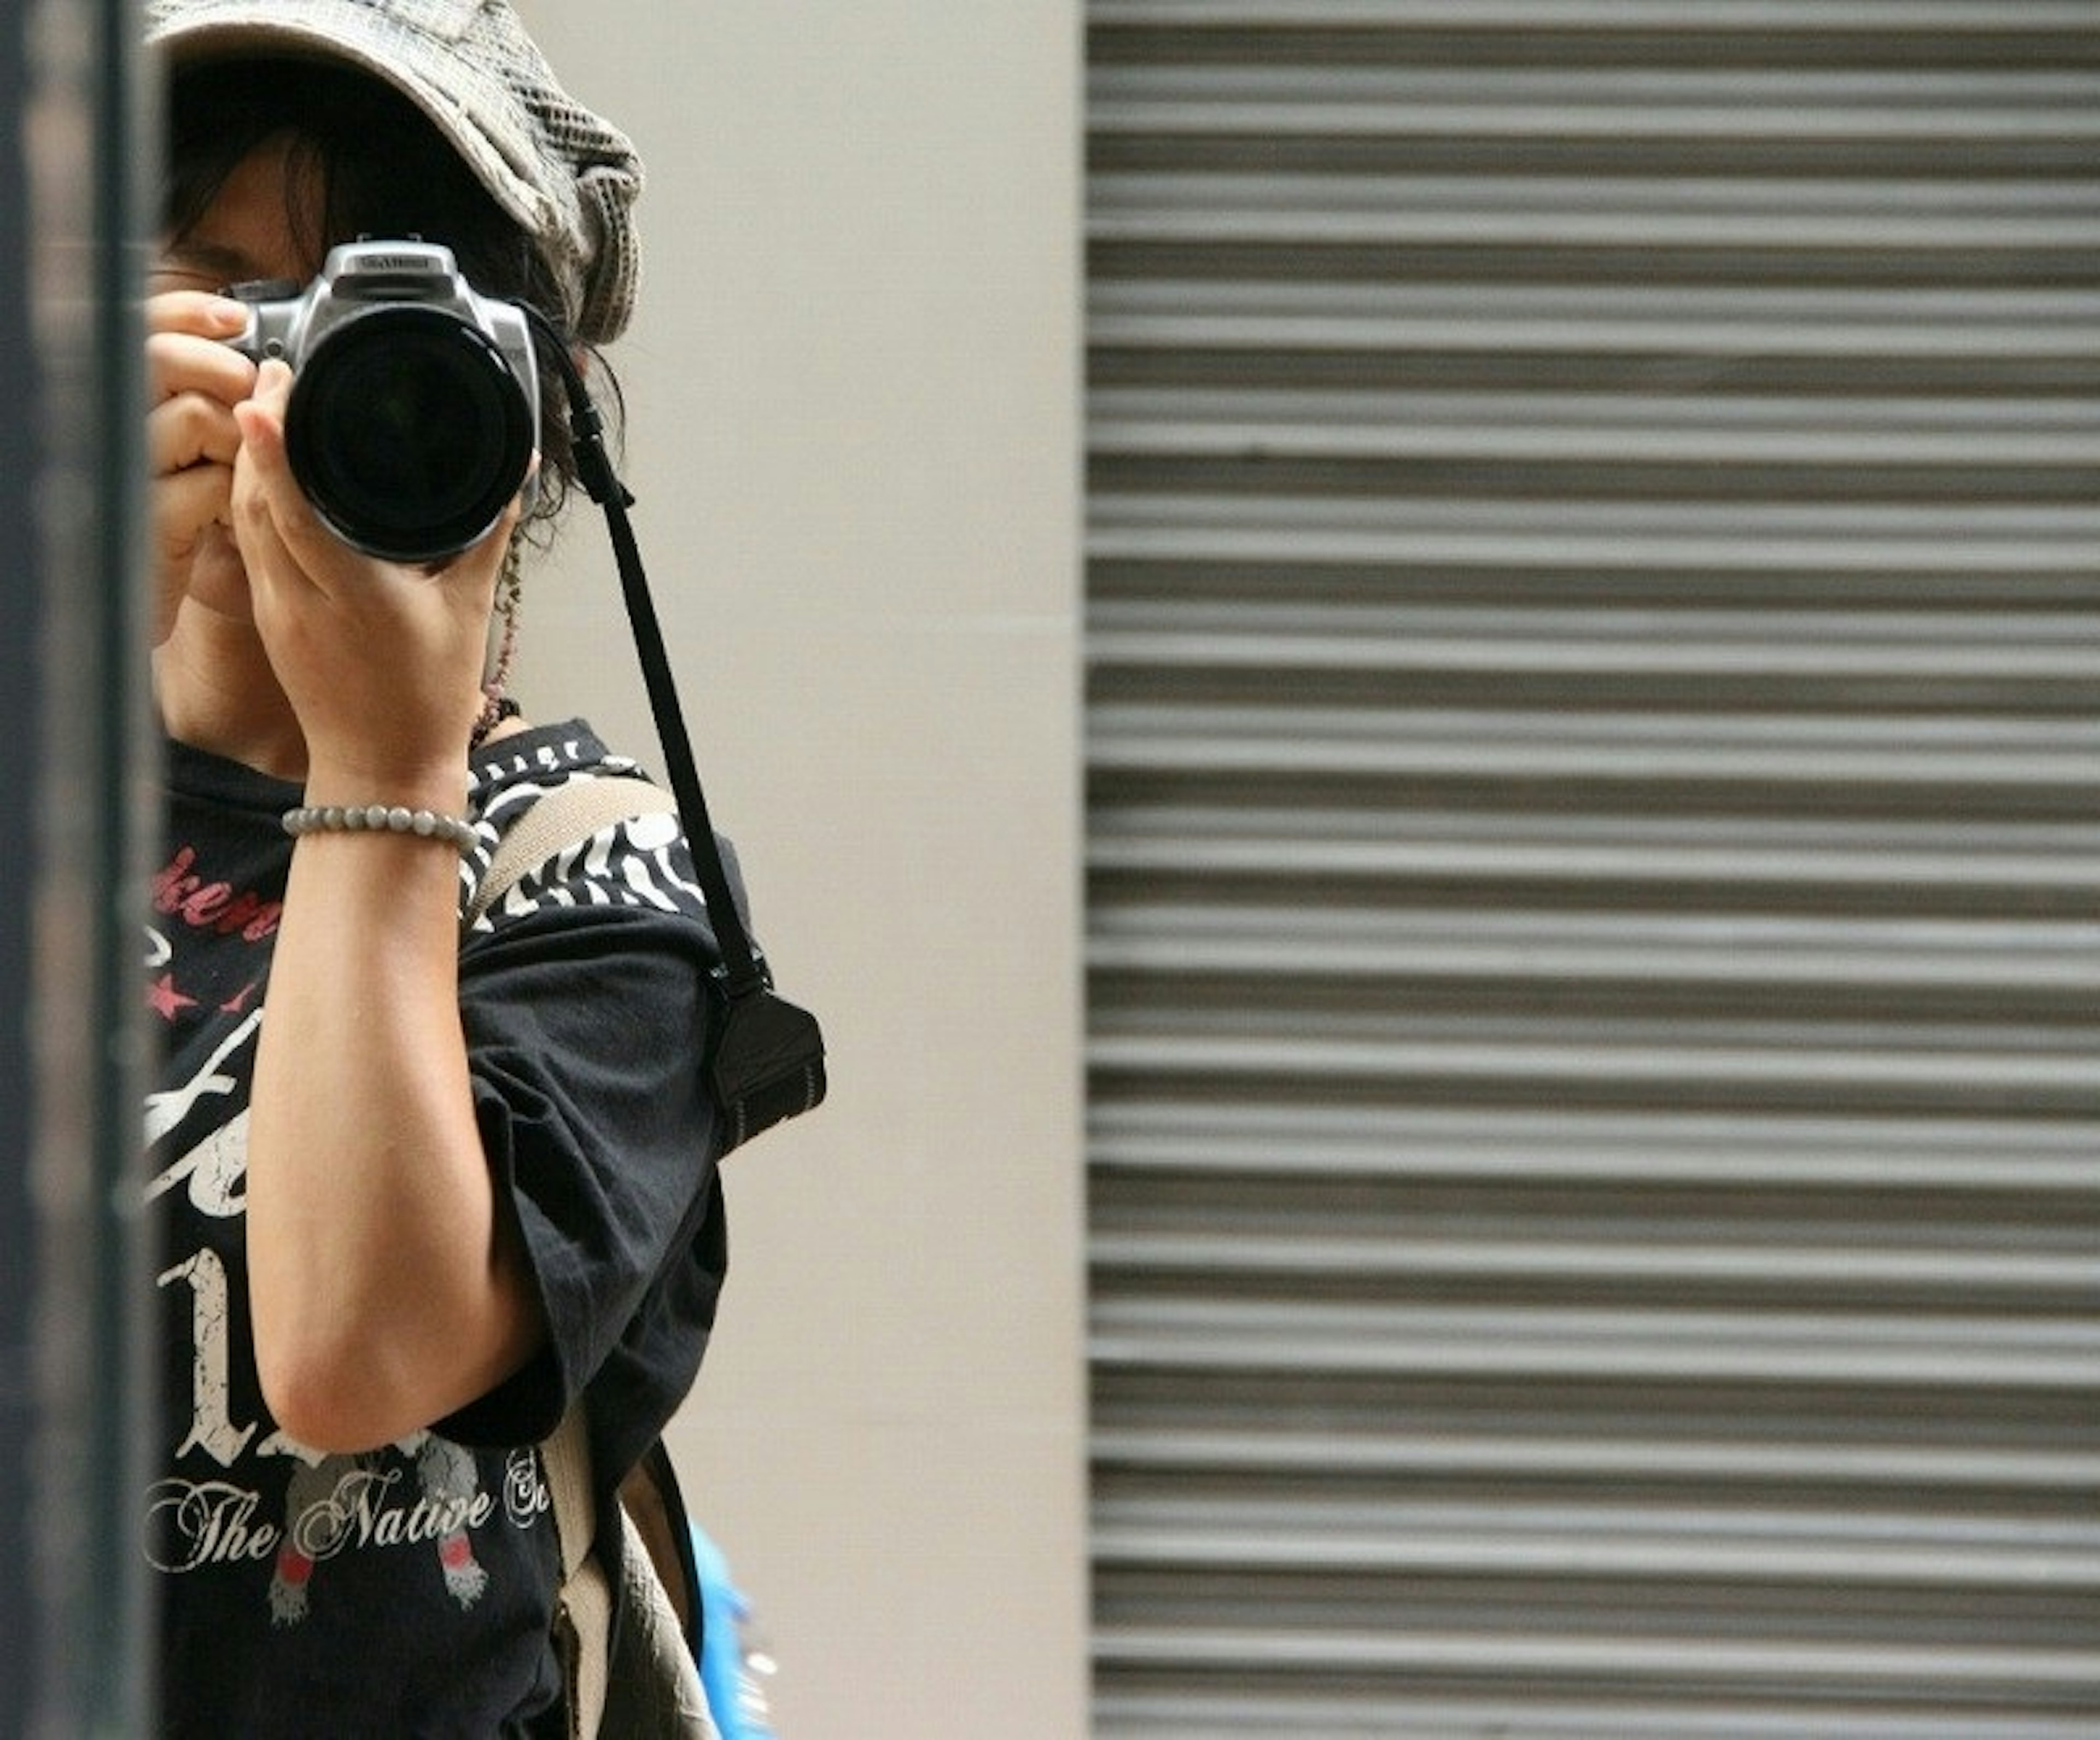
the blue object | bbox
[691,1524,779,1739]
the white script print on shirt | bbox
[143,1427,551,1625]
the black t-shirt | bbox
[145,722,731,1737]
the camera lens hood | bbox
[283,304,536,563]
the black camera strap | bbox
[526,310,826,1153]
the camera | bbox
[227,239,538,563]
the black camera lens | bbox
[283,305,535,563]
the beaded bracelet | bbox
[282,803,481,855]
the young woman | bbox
[142,4,733,1730]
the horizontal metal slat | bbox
[1092,278,2100,331]
[1089,904,2098,989]
[1087,1101,2100,1192]
[1092,386,2100,464]
[1092,182,2100,242]
[1090,1427,2100,1494]
[1089,280,2100,397]
[1090,493,2100,575]
[1087,804,2100,897]
[1088,704,2100,795]
[1091,597,2100,640]
[1089,1019,2098,1088]
[1088,66,2100,121]
[1093,1694,2100,1740]
[1093,1495,2100,1588]
[1091,1233,2100,1296]
[1088,0,2100,35]
[1090,1296,2100,1388]
[1093,1625,2100,1692]
[1089,195,2097,255]
[1088,604,2100,690]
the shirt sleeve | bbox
[437,803,731,1459]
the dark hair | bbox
[165,55,621,529]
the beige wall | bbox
[511,7,1088,1736]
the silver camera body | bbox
[228,239,539,562]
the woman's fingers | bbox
[231,360,339,588]
[145,293,257,411]
[148,389,245,476]
[145,289,252,343]
[154,464,234,555]
[147,328,260,406]
[230,354,294,460]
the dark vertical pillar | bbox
[0,0,40,1718]
[4,1,153,1733]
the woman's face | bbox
[155,130,319,299]
[151,135,320,623]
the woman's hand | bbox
[146,289,258,646]
[228,357,522,800]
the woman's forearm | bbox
[245,817,541,1453]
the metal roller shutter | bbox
[1082,4,2100,1735]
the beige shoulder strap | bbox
[467,775,681,929]
[545,1403,610,1737]
[545,1404,718,1739]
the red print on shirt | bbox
[151,845,284,944]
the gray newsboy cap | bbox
[147,0,644,344]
